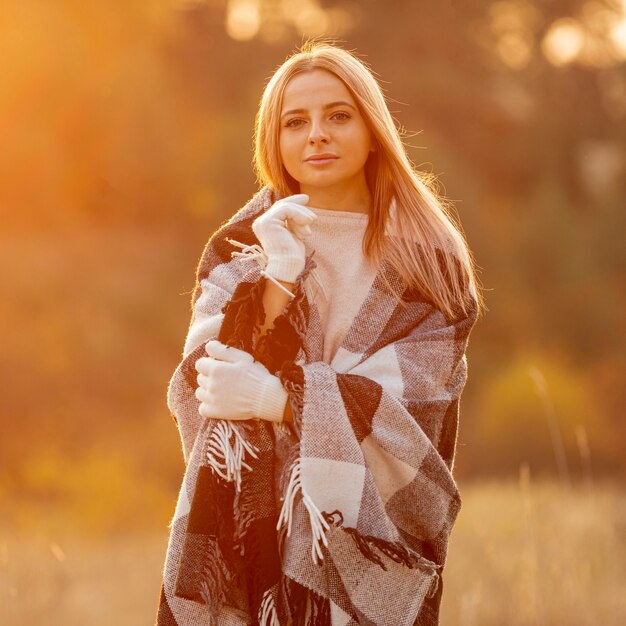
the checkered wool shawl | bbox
[156,185,478,626]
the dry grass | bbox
[442,475,626,626]
[0,532,169,626]
[1,478,624,625]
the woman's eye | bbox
[285,112,351,128]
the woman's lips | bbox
[306,157,338,166]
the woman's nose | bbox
[308,119,330,143]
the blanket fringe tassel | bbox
[343,528,441,599]
[258,589,280,626]
[283,578,332,626]
[276,457,330,565]
[205,420,259,492]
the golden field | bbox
[1,476,624,626]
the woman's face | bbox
[279,69,375,195]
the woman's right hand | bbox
[252,193,316,283]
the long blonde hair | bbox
[253,39,485,321]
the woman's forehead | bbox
[281,69,354,109]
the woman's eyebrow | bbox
[281,100,356,119]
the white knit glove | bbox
[251,193,317,283]
[194,339,288,423]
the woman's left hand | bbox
[194,340,289,423]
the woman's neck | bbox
[299,182,371,214]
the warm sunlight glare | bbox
[496,32,533,69]
[488,1,538,69]
[226,0,261,41]
[541,18,585,66]
[281,0,329,37]
[611,18,626,57]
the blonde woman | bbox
[156,39,484,626]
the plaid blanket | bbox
[156,185,479,626]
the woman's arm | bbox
[256,277,294,338]
[255,276,296,423]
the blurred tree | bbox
[1,0,624,485]
[464,350,620,478]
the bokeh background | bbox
[1,1,624,624]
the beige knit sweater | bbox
[302,206,378,365]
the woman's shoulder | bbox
[223,185,274,228]
[193,187,273,279]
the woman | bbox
[156,40,484,626]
